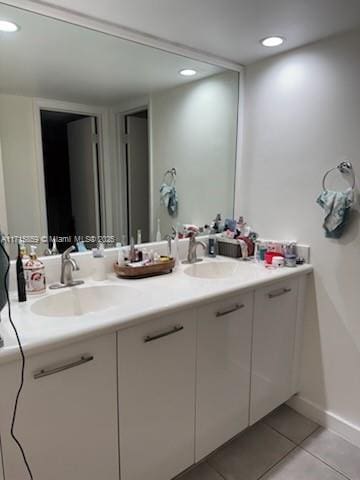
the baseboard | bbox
[287,395,360,449]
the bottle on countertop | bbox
[237,216,251,237]
[129,237,136,263]
[23,245,46,295]
[92,242,107,281]
[142,248,149,263]
[51,236,59,255]
[117,243,126,267]
[212,214,222,233]
[173,225,180,266]
[208,229,217,258]
[16,242,27,303]
[137,229,142,245]
[19,239,28,262]
[156,218,162,242]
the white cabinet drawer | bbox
[118,309,196,480]
[0,334,118,480]
[250,278,299,424]
[196,292,253,460]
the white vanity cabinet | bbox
[250,278,301,424]
[195,292,253,461]
[0,270,309,480]
[0,334,119,480]
[117,310,197,480]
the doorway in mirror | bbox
[40,110,101,253]
[124,109,150,244]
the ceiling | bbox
[0,4,224,105]
[15,0,360,64]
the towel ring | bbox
[322,161,355,191]
[163,168,176,186]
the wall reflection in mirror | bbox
[0,4,239,258]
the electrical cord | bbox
[0,240,33,479]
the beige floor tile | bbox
[263,404,319,444]
[207,422,295,480]
[262,448,346,480]
[178,462,224,480]
[303,427,360,480]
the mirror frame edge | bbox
[1,0,244,71]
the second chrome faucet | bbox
[183,232,206,264]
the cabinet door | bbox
[0,334,118,480]
[196,292,253,461]
[118,310,196,480]
[250,278,299,424]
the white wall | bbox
[0,94,44,240]
[150,71,239,239]
[240,28,360,443]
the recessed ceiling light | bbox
[0,20,19,33]
[260,36,285,47]
[179,69,197,77]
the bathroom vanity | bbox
[0,3,315,479]
[0,256,311,480]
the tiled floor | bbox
[179,404,360,480]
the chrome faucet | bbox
[183,232,206,264]
[50,246,84,289]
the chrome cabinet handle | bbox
[144,325,184,343]
[268,288,292,299]
[216,303,245,317]
[34,355,94,379]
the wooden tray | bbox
[114,257,175,279]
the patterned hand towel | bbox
[160,183,178,216]
[316,188,353,238]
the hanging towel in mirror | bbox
[316,188,353,238]
[160,183,178,216]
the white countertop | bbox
[0,256,312,365]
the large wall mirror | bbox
[0,3,239,257]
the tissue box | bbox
[217,238,243,258]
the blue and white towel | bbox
[160,183,178,217]
[316,188,353,238]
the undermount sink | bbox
[31,285,139,317]
[184,261,240,279]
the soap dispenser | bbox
[23,245,46,295]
